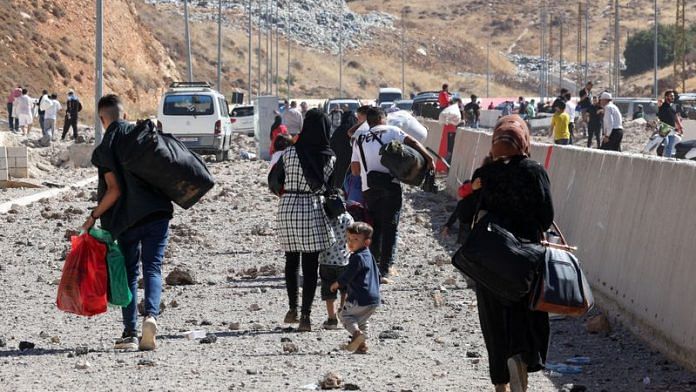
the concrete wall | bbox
[1,146,28,178]
[0,147,8,181]
[425,116,696,368]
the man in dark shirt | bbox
[658,90,684,157]
[463,95,481,128]
[82,94,173,352]
[586,97,603,148]
[61,90,82,141]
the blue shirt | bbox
[337,247,381,306]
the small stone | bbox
[319,371,342,389]
[39,331,49,338]
[378,330,400,340]
[200,320,213,326]
[280,337,293,342]
[169,299,179,308]
[75,346,89,356]
[282,342,298,353]
[246,368,258,375]
[229,322,241,331]
[443,277,457,286]
[343,383,361,391]
[434,337,445,344]
[75,360,91,370]
[248,303,262,312]
[18,341,35,351]
[50,336,61,344]
[165,268,196,286]
[431,292,445,308]
[561,384,587,392]
[138,359,156,367]
[250,323,264,331]
[0,336,6,347]
[466,351,482,358]
[471,358,480,364]
[200,333,218,344]
[586,314,611,334]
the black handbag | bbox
[452,211,545,303]
[529,223,594,316]
[268,156,285,196]
[323,188,346,219]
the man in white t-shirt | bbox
[350,107,434,282]
[282,101,303,135]
[41,93,61,145]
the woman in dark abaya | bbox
[329,110,358,189]
[276,109,336,332]
[465,115,554,392]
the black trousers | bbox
[600,129,623,152]
[587,126,601,148]
[364,184,403,275]
[284,252,319,315]
[62,115,78,140]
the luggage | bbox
[115,120,215,209]
[438,104,462,126]
[529,223,594,316]
[379,140,426,186]
[56,233,109,316]
[89,228,132,307]
[387,110,428,142]
[268,156,285,196]
[452,212,545,304]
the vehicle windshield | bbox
[231,106,254,117]
[331,102,359,112]
[378,93,402,103]
[164,95,214,116]
[396,101,413,110]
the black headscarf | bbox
[294,108,335,191]
[270,114,282,138]
[329,111,358,188]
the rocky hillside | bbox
[1,0,694,120]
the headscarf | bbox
[294,108,335,191]
[491,114,531,159]
[270,114,282,136]
[329,111,358,188]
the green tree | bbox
[623,24,675,76]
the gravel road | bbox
[0,136,694,392]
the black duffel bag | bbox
[379,139,427,186]
[115,120,215,209]
[452,212,545,304]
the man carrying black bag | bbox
[81,94,173,352]
[350,107,434,282]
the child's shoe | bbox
[322,318,339,330]
[345,332,365,352]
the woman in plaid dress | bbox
[277,109,336,331]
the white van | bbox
[157,82,233,161]
[230,104,255,136]
[377,87,403,106]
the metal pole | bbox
[538,1,544,101]
[614,0,620,95]
[217,0,222,92]
[95,0,103,145]
[275,0,279,96]
[584,0,589,85]
[248,0,252,104]
[339,3,343,97]
[184,0,193,82]
[257,1,261,96]
[559,13,563,92]
[486,43,490,98]
[653,0,658,100]
[286,0,290,101]
[266,0,271,94]
[400,5,405,95]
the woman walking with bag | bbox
[467,115,554,392]
[277,109,337,332]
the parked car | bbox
[394,99,413,112]
[377,87,403,105]
[676,93,696,120]
[613,98,658,121]
[157,81,233,162]
[322,98,361,114]
[411,91,440,119]
[379,102,395,110]
[230,104,255,136]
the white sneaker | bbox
[139,316,158,351]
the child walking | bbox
[330,222,381,353]
[319,211,354,329]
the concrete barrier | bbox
[0,147,8,181]
[5,146,28,178]
[439,121,696,369]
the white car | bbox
[230,105,255,136]
[157,82,233,162]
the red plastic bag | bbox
[56,233,108,316]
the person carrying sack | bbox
[459,115,554,392]
[350,107,433,283]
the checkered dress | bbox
[277,147,337,253]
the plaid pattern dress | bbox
[277,147,337,253]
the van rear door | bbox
[161,94,216,136]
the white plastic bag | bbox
[438,104,461,126]
[387,110,428,142]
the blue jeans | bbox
[364,184,402,275]
[118,219,170,333]
[663,134,678,158]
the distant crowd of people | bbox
[6,85,85,145]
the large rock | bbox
[585,314,611,334]
[165,268,196,286]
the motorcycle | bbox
[642,121,681,156]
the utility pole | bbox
[248,0,252,104]
[584,0,589,85]
[400,4,405,96]
[275,0,279,97]
[486,43,490,98]
[257,1,261,96]
[338,2,343,97]
[184,0,193,82]
[95,0,103,145]
[559,13,563,92]
[286,0,290,101]
[674,0,686,92]
[653,0,658,100]
[539,1,545,101]
[613,0,620,95]
[216,0,223,92]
